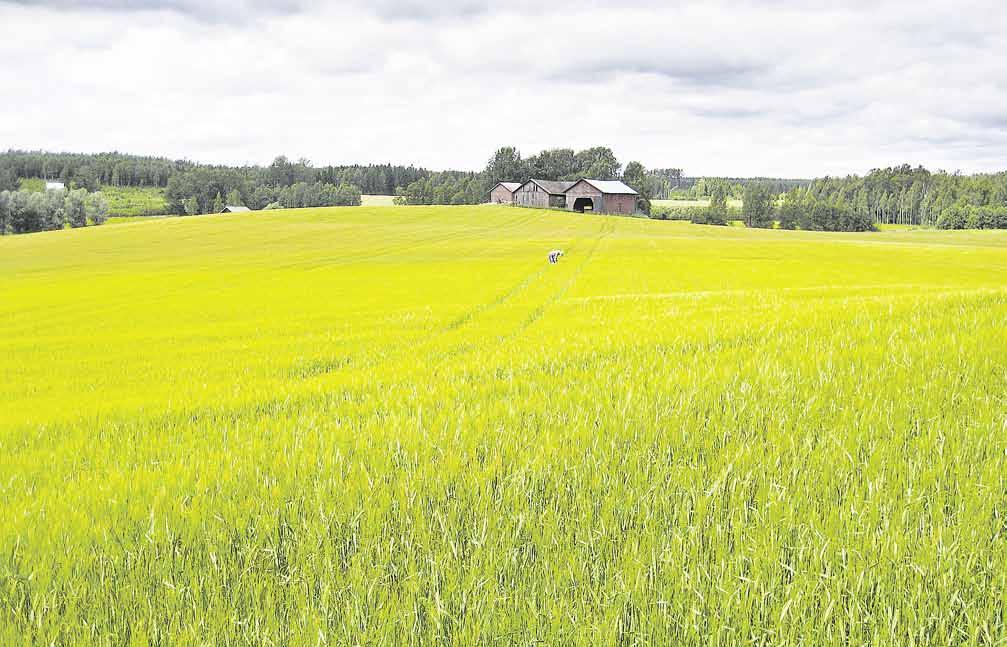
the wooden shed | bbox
[513,179,575,209]
[221,205,251,213]
[564,179,638,215]
[488,182,521,204]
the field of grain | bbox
[1,206,1006,644]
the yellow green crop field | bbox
[2,206,1006,644]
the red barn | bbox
[564,179,638,215]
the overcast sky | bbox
[2,0,1005,177]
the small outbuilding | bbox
[45,181,65,192]
[513,179,575,209]
[488,182,522,204]
[221,205,251,213]
[564,179,638,215]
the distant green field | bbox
[361,194,396,206]
[100,184,169,216]
[106,214,175,225]
[653,198,743,209]
[876,223,929,231]
[17,177,44,192]
[2,206,1006,643]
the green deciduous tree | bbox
[742,182,776,228]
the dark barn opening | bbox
[573,197,594,213]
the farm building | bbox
[564,179,638,215]
[221,205,251,213]
[45,181,65,191]
[488,182,521,204]
[513,179,575,209]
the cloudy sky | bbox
[1,0,1005,177]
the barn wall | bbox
[489,185,515,204]
[603,194,636,215]
[514,183,551,209]
[564,180,637,215]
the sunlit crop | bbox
[1,206,1006,644]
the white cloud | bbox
[1,0,1005,176]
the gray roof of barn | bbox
[526,179,576,195]
[223,205,251,212]
[496,182,522,192]
[576,179,639,195]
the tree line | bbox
[0,188,108,234]
[2,148,664,215]
[681,165,1007,232]
[674,179,874,231]
[0,151,185,189]
[794,165,1007,229]
[164,160,363,215]
[645,170,809,200]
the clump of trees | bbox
[776,190,874,231]
[689,180,732,225]
[0,188,108,234]
[271,182,361,209]
[742,183,776,228]
[649,172,809,201]
[0,151,183,188]
[685,180,876,231]
[936,204,1007,230]
[393,172,488,205]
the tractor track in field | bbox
[287,211,571,383]
[422,218,614,369]
[507,218,614,337]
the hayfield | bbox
[99,184,169,217]
[1,205,1006,644]
[652,197,744,209]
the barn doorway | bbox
[573,197,594,213]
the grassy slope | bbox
[1,206,1006,644]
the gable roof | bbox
[222,205,251,213]
[522,179,576,195]
[574,179,639,195]
[493,182,522,193]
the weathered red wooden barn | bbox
[488,182,522,204]
[564,179,638,215]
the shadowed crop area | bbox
[2,206,1006,644]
